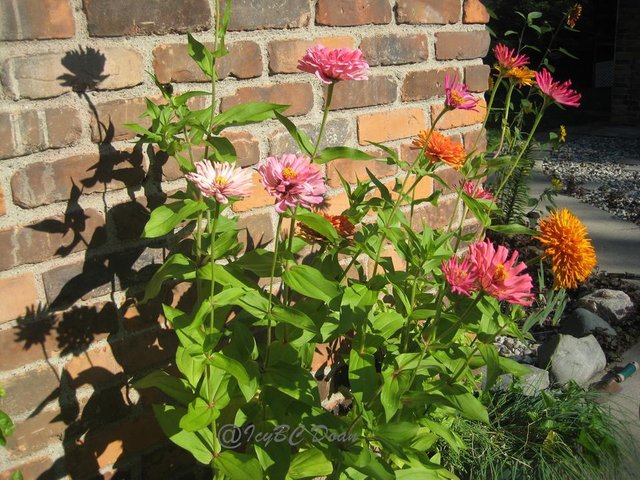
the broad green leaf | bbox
[0,410,14,445]
[488,224,538,236]
[372,311,404,340]
[187,33,213,78]
[214,450,264,479]
[295,210,340,243]
[143,200,206,238]
[209,352,250,384]
[282,265,340,303]
[498,356,531,376]
[234,249,281,277]
[179,397,217,432]
[270,305,317,333]
[349,350,377,405]
[213,102,288,131]
[478,343,500,392]
[134,370,194,406]
[176,345,205,386]
[274,111,314,155]
[316,147,375,164]
[152,405,213,465]
[374,422,419,445]
[142,254,196,303]
[287,448,333,479]
[208,136,237,163]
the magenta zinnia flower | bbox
[468,239,534,306]
[535,69,581,108]
[445,75,479,111]
[462,181,494,201]
[297,45,369,84]
[258,153,326,213]
[185,160,253,204]
[442,257,479,297]
[493,44,529,71]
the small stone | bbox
[577,289,634,322]
[537,334,606,386]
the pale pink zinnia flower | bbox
[535,69,581,108]
[258,153,326,213]
[493,43,529,70]
[442,257,479,297]
[185,160,253,204]
[468,239,534,306]
[462,181,494,201]
[444,75,479,111]
[297,45,369,84]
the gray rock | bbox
[577,289,634,322]
[560,308,617,339]
[518,365,550,396]
[537,334,606,386]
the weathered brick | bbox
[0,272,39,324]
[431,98,486,129]
[238,212,275,251]
[1,365,60,416]
[0,183,5,216]
[322,190,350,216]
[411,196,458,230]
[0,456,53,480]
[360,34,429,67]
[0,0,74,40]
[269,118,354,156]
[268,36,355,74]
[464,128,487,153]
[464,64,491,92]
[316,0,392,26]
[358,107,426,145]
[6,407,66,457]
[11,150,145,208]
[45,106,82,148]
[221,83,313,117]
[0,209,106,272]
[0,113,14,159]
[327,154,397,188]
[464,0,490,24]
[434,166,464,194]
[329,75,396,110]
[222,130,261,167]
[17,110,46,153]
[228,0,310,30]
[2,47,144,100]
[402,68,459,102]
[435,30,491,60]
[232,172,275,213]
[90,97,149,143]
[84,0,211,36]
[396,0,461,24]
[153,41,262,83]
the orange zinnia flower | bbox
[297,213,355,243]
[536,209,597,289]
[505,67,536,87]
[412,131,467,170]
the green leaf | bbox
[349,350,377,405]
[287,448,333,479]
[208,136,237,163]
[270,305,317,333]
[213,102,288,131]
[488,224,538,236]
[282,265,340,303]
[143,200,206,238]
[498,356,531,376]
[478,343,500,392]
[558,47,579,60]
[208,352,250,384]
[152,404,214,465]
[374,422,419,445]
[316,147,375,164]
[179,397,217,432]
[0,410,15,445]
[372,311,404,340]
[187,33,213,78]
[295,210,340,243]
[176,344,206,385]
[214,451,264,479]
[234,249,281,277]
[142,253,196,303]
[10,472,23,480]
[134,370,194,406]
[274,111,314,155]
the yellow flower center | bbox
[283,167,297,180]
[450,90,465,106]
[494,264,509,282]
[215,176,229,187]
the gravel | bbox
[541,135,640,225]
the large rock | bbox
[518,365,550,396]
[537,334,606,386]
[560,308,617,339]
[577,289,634,322]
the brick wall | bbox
[0,1,490,477]
[612,0,640,124]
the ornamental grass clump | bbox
[127,2,604,478]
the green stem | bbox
[470,74,504,153]
[265,215,284,362]
[311,82,334,160]
[496,81,516,156]
[208,204,220,334]
[204,0,222,162]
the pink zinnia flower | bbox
[462,181,494,201]
[442,257,479,297]
[535,69,581,108]
[445,75,479,111]
[185,160,253,204]
[493,44,529,70]
[297,45,369,84]
[468,239,534,306]
[258,153,326,213]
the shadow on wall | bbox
[4,46,244,479]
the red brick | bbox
[2,47,144,100]
[238,212,275,251]
[221,83,313,117]
[436,31,491,60]
[434,166,464,194]
[90,97,151,143]
[0,456,52,480]
[0,272,39,324]
[397,0,461,24]
[464,128,487,153]
[327,154,397,188]
[5,408,66,457]
[11,150,145,208]
[45,106,82,147]
[411,196,458,231]
[221,130,261,167]
[329,75,397,110]
[1,366,60,416]
[229,0,310,30]
[464,0,490,24]
[322,191,350,216]
[0,184,5,216]
[431,98,486,129]
[153,41,262,83]
[0,113,14,159]
[402,67,459,102]
[0,209,106,272]
[232,172,274,213]
[316,0,392,26]
[464,64,491,92]
[0,0,74,40]
[360,34,429,66]
[84,0,211,36]
[358,107,426,145]
[16,110,45,154]
[269,118,354,156]
[268,36,355,74]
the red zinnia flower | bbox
[444,75,479,111]
[297,45,369,84]
[535,69,581,108]
[493,44,529,71]
[442,257,479,297]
